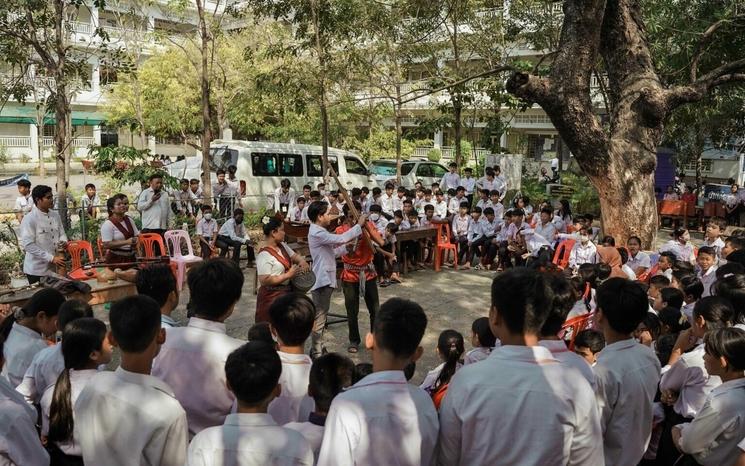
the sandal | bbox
[348,345,359,354]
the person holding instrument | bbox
[20,185,68,283]
[255,217,310,323]
[100,194,139,268]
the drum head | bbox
[291,270,317,293]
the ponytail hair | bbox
[48,318,107,444]
[693,296,733,330]
[433,329,465,391]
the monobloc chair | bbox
[164,229,202,290]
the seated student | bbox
[16,299,92,407]
[567,276,593,319]
[136,263,179,328]
[287,196,309,223]
[152,258,245,436]
[594,278,662,466]
[75,296,188,466]
[452,202,472,267]
[617,248,637,280]
[41,318,112,464]
[1,288,65,387]
[673,328,745,466]
[464,316,498,365]
[318,298,439,466]
[648,275,672,310]
[216,208,255,267]
[285,353,355,462]
[403,210,423,268]
[0,337,50,466]
[653,286,685,315]
[489,190,504,220]
[448,186,467,216]
[722,235,745,262]
[475,189,490,211]
[374,222,400,288]
[660,228,696,264]
[480,207,503,270]
[266,293,315,425]
[433,190,448,219]
[627,236,651,277]
[368,204,388,236]
[393,186,407,213]
[573,329,605,367]
[680,275,704,324]
[195,205,219,260]
[497,209,530,270]
[465,206,488,270]
[657,251,677,280]
[568,226,597,272]
[702,216,726,260]
[187,342,314,466]
[419,330,464,409]
[696,246,718,297]
[437,269,602,465]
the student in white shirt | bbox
[80,183,100,219]
[465,206,487,269]
[452,202,472,267]
[287,196,309,223]
[659,228,696,264]
[436,269,602,465]
[419,330,464,409]
[0,337,49,466]
[462,167,476,204]
[136,263,180,329]
[448,186,468,216]
[14,178,32,223]
[534,206,558,244]
[594,278,662,466]
[16,299,93,406]
[151,259,244,437]
[433,191,448,219]
[1,288,64,387]
[20,185,68,283]
[476,167,498,193]
[174,178,198,217]
[626,236,651,277]
[285,353,355,463]
[196,205,219,260]
[463,316,498,364]
[679,275,704,324]
[573,329,605,366]
[493,166,508,201]
[673,328,745,466]
[41,318,112,463]
[475,189,490,211]
[269,179,296,216]
[265,293,315,425]
[569,226,597,271]
[318,298,439,466]
[696,246,718,297]
[75,295,188,466]
[702,216,727,260]
[217,208,256,267]
[380,184,395,218]
[440,162,461,192]
[187,342,313,466]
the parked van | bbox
[166,140,377,209]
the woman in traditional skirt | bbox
[255,217,309,323]
[100,194,139,269]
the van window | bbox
[306,154,339,176]
[344,156,367,175]
[210,147,238,171]
[416,164,433,177]
[401,163,415,176]
[251,153,278,176]
[279,154,303,176]
[431,164,448,178]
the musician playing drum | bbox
[100,194,139,269]
[255,217,309,323]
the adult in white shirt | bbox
[440,162,461,192]
[318,298,438,466]
[75,295,188,466]
[187,342,314,466]
[594,278,661,466]
[307,201,365,359]
[626,236,651,276]
[136,173,172,255]
[14,178,32,223]
[152,259,245,437]
[269,178,296,216]
[569,229,597,270]
[216,208,255,267]
[437,269,602,466]
[659,229,696,263]
[20,185,68,283]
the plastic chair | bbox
[552,239,576,270]
[560,312,596,350]
[96,237,105,259]
[637,263,658,283]
[139,233,168,258]
[164,230,202,290]
[434,223,458,272]
[66,240,97,280]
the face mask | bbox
[370,213,380,221]
[580,235,589,242]
[204,213,212,220]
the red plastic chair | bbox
[560,312,596,350]
[66,240,97,280]
[434,223,458,272]
[637,263,658,283]
[138,233,168,258]
[552,239,576,270]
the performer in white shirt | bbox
[20,184,68,283]
[136,173,172,255]
[14,178,32,223]
[440,162,461,192]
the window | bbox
[416,164,433,177]
[431,164,448,178]
[370,162,397,176]
[279,154,303,176]
[306,154,338,177]
[251,153,278,176]
[345,156,367,175]
[401,163,415,176]
[210,147,238,171]
[43,125,56,137]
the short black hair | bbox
[187,258,244,320]
[308,201,328,222]
[697,246,717,258]
[649,275,671,288]
[540,206,553,216]
[373,298,427,358]
[84,183,96,190]
[225,342,281,405]
[247,322,274,345]
[403,361,416,380]
[471,317,496,348]
[659,306,687,333]
[369,204,382,213]
[233,208,244,217]
[658,251,678,263]
[352,362,373,384]
[602,236,616,246]
[31,185,53,204]
[574,329,605,353]
[483,207,495,216]
[725,236,745,250]
[597,278,649,334]
[704,328,745,371]
[680,275,704,300]
[110,295,161,353]
[309,353,355,412]
[692,296,733,329]
[716,262,745,280]
[268,293,315,346]
[491,268,553,335]
[17,179,31,188]
[136,264,177,307]
[660,287,685,309]
[58,299,94,329]
[541,273,579,336]
[21,288,65,319]
[148,173,163,181]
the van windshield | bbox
[210,147,239,171]
[370,162,414,176]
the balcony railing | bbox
[69,21,92,34]
[413,146,490,160]
[42,136,95,148]
[0,136,32,148]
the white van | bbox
[166,140,377,209]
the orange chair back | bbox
[96,237,105,258]
[560,313,596,350]
[552,239,576,270]
[139,233,167,258]
[66,240,95,270]
[436,223,455,247]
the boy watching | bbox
[695,245,718,297]
[437,269,602,465]
[76,295,188,465]
[196,205,218,259]
[267,293,315,425]
[14,178,32,222]
[657,251,677,279]
[573,329,605,366]
[136,263,179,328]
[648,275,671,309]
[680,275,704,323]
[81,183,100,219]
[318,298,438,466]
[702,216,726,259]
[187,342,314,465]
[653,286,684,313]
[594,278,662,466]
[285,353,355,461]
[152,258,245,436]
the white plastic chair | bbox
[164,229,202,290]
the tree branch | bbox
[690,15,745,82]
[667,58,745,109]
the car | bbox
[368,159,449,189]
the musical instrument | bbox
[291,269,317,293]
[81,256,171,270]
[324,165,377,250]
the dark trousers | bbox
[26,274,42,284]
[456,235,469,264]
[498,240,525,268]
[657,408,693,466]
[469,236,489,265]
[216,235,255,265]
[342,279,379,346]
[402,240,420,264]
[199,238,213,260]
[141,228,166,256]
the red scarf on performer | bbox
[259,244,292,272]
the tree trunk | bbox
[133,78,147,149]
[196,0,212,206]
[394,88,403,185]
[53,0,69,229]
[453,97,463,168]
[37,122,45,177]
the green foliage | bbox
[88,145,179,190]
[520,172,600,215]
[0,143,8,166]
[244,207,270,229]
[427,148,442,162]
[341,131,416,163]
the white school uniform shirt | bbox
[659,240,695,263]
[433,200,448,219]
[0,375,49,466]
[627,251,651,273]
[74,367,188,466]
[317,370,439,466]
[137,187,172,230]
[308,223,361,291]
[40,368,98,456]
[493,175,507,199]
[475,199,489,211]
[196,218,218,239]
[451,214,471,237]
[697,265,718,297]
[392,195,406,212]
[284,419,324,464]
[476,176,498,192]
[379,193,394,215]
[436,345,603,466]
[467,217,485,242]
[151,317,244,436]
[702,236,725,260]
[1,323,48,388]
[534,220,557,242]
[440,172,460,191]
[462,176,476,195]
[682,301,696,324]
[622,264,637,280]
[286,205,309,223]
[490,202,505,220]
[481,217,501,238]
[569,241,597,269]
[463,346,494,365]
[20,205,68,277]
[448,196,467,215]
[14,194,32,215]
[678,378,745,466]
[15,343,63,405]
[174,189,197,215]
[272,188,297,213]
[268,352,314,425]
[538,339,596,389]
[187,413,313,466]
[594,339,661,466]
[659,343,721,418]
[419,361,462,393]
[219,218,248,243]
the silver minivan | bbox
[369,159,450,189]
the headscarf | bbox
[596,246,627,279]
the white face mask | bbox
[370,213,380,221]
[580,235,589,243]
[204,213,212,220]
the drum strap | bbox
[259,245,292,271]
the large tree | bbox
[506,0,745,247]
